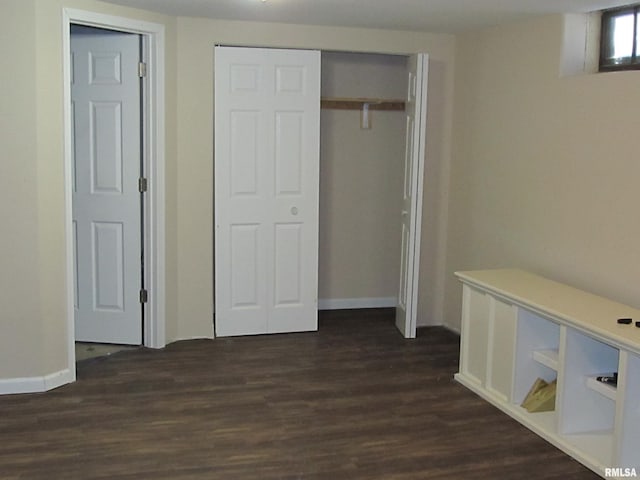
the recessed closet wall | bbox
[172,18,456,340]
[319,52,407,305]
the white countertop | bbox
[455,269,640,356]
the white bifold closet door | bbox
[396,54,429,339]
[214,47,321,337]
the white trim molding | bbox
[174,335,216,342]
[0,369,74,396]
[318,297,397,310]
[61,8,166,392]
[443,323,461,335]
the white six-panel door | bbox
[214,47,321,337]
[72,32,142,344]
[396,54,429,339]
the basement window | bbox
[600,4,640,71]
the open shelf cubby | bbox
[511,310,560,435]
[558,329,618,438]
[558,329,620,465]
[514,310,560,404]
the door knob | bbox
[291,206,299,215]
[401,210,408,216]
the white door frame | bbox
[62,8,166,375]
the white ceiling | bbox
[101,0,630,33]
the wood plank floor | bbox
[0,309,599,479]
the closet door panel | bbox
[461,285,490,386]
[215,47,320,336]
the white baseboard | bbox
[0,368,75,396]
[443,323,461,335]
[174,335,215,342]
[318,297,396,310]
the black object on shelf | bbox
[596,373,618,387]
[618,318,632,325]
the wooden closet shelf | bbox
[320,97,405,111]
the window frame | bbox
[599,4,640,72]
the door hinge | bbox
[139,177,148,193]
[138,62,147,78]
[140,289,148,304]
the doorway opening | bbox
[318,51,428,338]
[62,9,166,377]
[71,25,144,351]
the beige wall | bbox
[176,17,455,330]
[0,0,43,378]
[1,2,455,383]
[446,14,640,331]
[0,0,177,380]
[319,52,405,301]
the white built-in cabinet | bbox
[455,269,640,479]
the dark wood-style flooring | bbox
[0,309,599,479]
